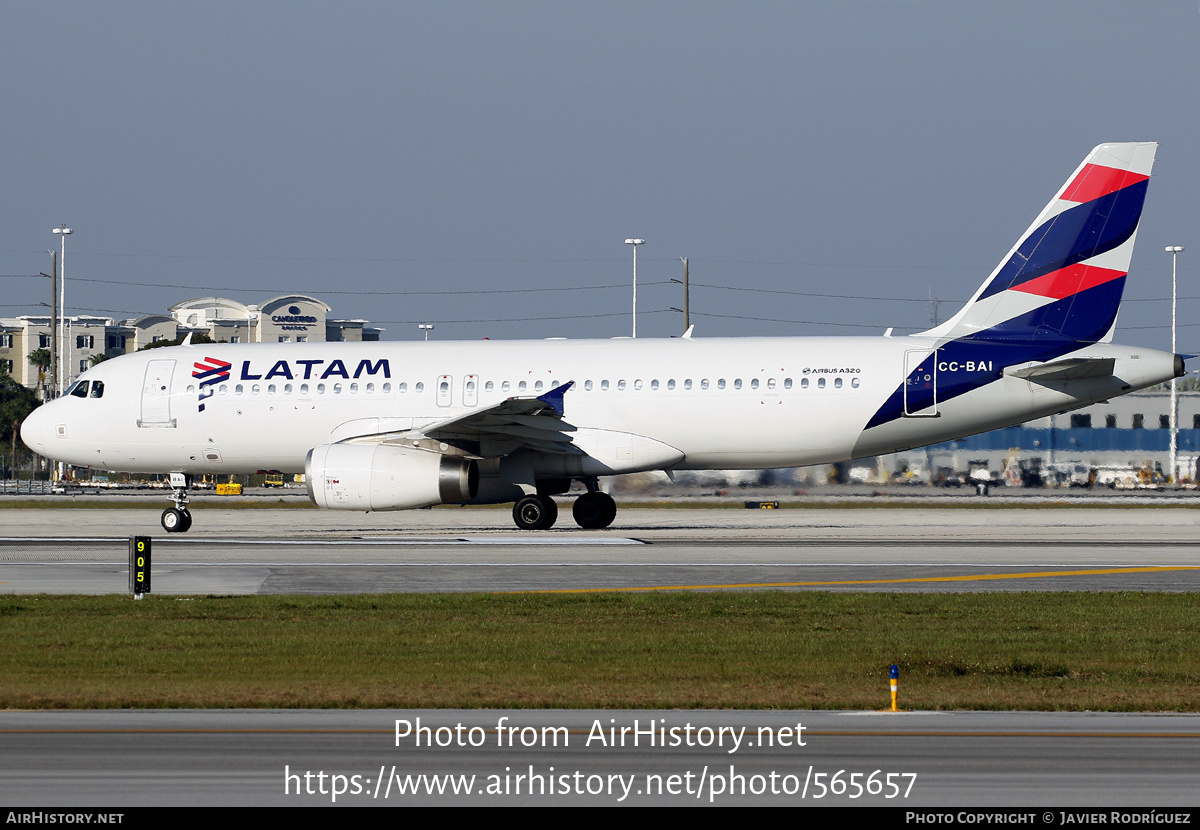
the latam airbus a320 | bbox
[21,142,1182,532]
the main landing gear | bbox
[161,472,193,533]
[510,486,617,531]
[572,490,617,529]
[512,494,558,530]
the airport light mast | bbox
[52,225,71,395]
[1167,245,1184,484]
[625,238,644,337]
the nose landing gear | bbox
[161,506,192,533]
[161,472,193,533]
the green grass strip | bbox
[2,592,1199,711]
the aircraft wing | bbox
[343,381,579,457]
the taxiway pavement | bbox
[1,505,1199,594]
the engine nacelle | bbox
[305,443,478,511]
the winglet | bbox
[536,381,574,415]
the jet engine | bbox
[305,443,478,511]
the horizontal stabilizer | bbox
[1004,357,1115,382]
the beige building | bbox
[168,294,381,344]
[1,294,381,394]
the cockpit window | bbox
[69,381,88,398]
[90,380,104,398]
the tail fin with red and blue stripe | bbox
[923,142,1156,345]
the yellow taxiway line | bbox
[511,566,1200,594]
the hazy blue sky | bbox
[3,1,1198,347]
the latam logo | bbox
[193,357,232,412]
[190,357,392,413]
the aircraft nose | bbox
[20,405,52,454]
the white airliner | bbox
[21,142,1182,533]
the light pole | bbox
[52,225,71,394]
[40,252,57,401]
[418,324,434,341]
[1167,245,1184,484]
[624,238,644,337]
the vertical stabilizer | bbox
[922,142,1156,345]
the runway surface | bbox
[4,708,1199,807]
[1,505,1199,594]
